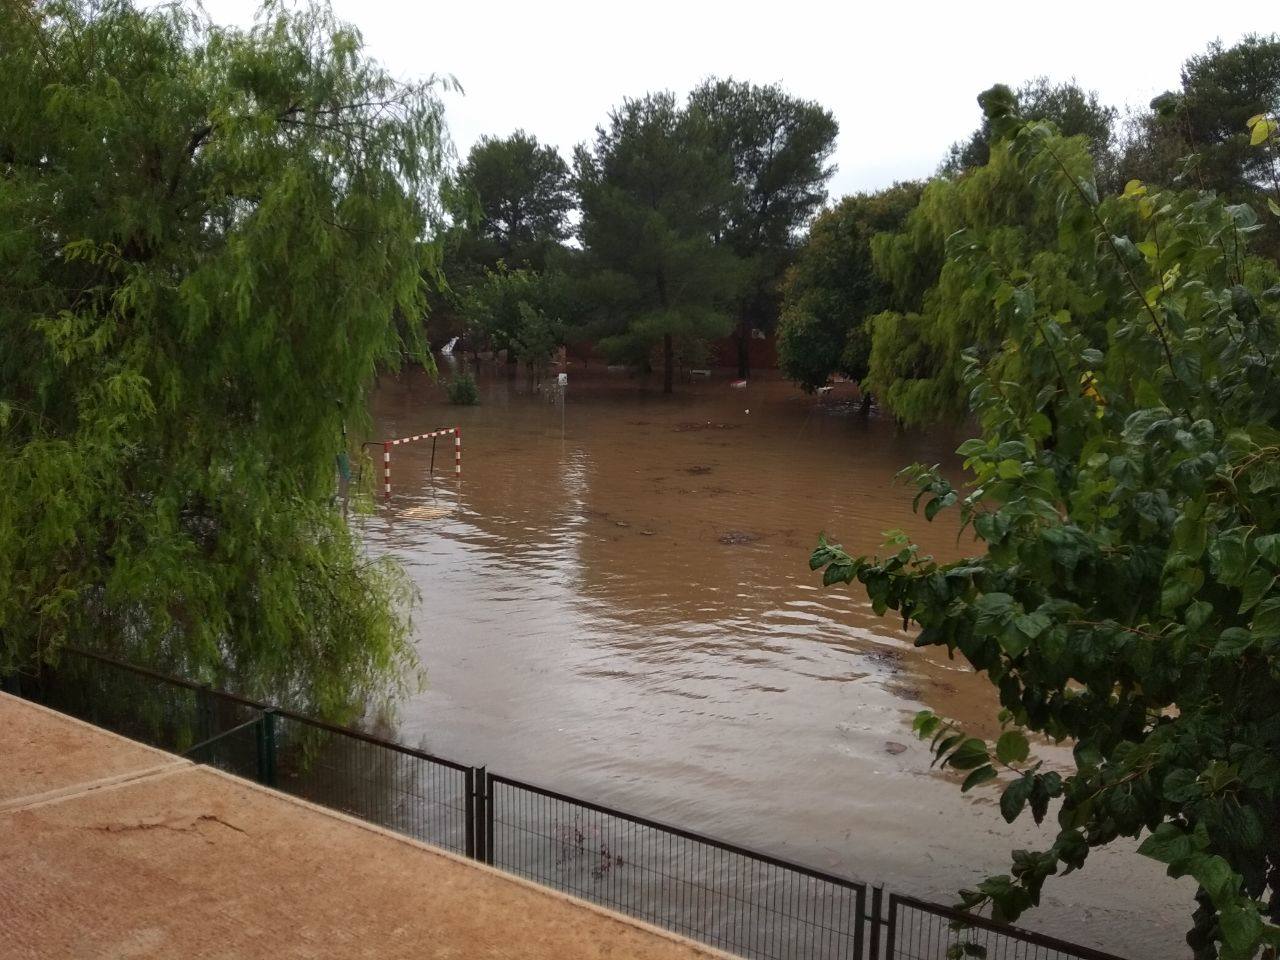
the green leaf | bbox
[1161,769,1203,803]
[913,710,941,737]
[1138,823,1194,866]
[1213,628,1255,658]
[961,764,998,792]
[1218,905,1264,954]
[933,733,966,765]
[1000,776,1032,822]
[1238,566,1275,614]
[1254,533,1280,565]
[1252,598,1280,640]
[947,738,990,771]
[1187,853,1238,903]
[973,592,1016,620]
[1184,600,1213,631]
[1249,116,1275,145]
[1161,578,1195,614]
[999,633,1028,657]
[1013,613,1050,639]
[1209,530,1250,585]
[996,730,1030,765]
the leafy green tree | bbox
[943,78,1117,180]
[461,265,569,380]
[867,87,1088,426]
[1119,35,1280,257]
[689,78,838,378]
[813,96,1280,959]
[776,182,921,397]
[575,92,741,392]
[0,0,451,718]
[431,131,573,347]
[450,130,573,271]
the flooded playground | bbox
[357,361,1189,960]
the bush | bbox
[446,372,479,405]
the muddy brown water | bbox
[359,361,1189,959]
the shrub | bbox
[446,372,479,405]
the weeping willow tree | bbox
[866,90,1103,427]
[0,0,452,719]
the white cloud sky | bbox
[191,0,1271,197]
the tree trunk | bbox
[859,392,874,416]
[663,333,674,394]
[736,315,750,380]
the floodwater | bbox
[359,361,1189,959]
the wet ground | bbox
[358,360,1190,959]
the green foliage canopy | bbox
[866,103,1097,426]
[813,103,1280,958]
[461,265,569,376]
[689,78,838,377]
[0,0,451,718]
[448,129,573,273]
[574,92,742,392]
[943,77,1117,178]
[776,182,921,393]
[1121,35,1280,258]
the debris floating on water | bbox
[400,505,449,521]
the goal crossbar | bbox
[373,427,461,500]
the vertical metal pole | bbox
[256,710,277,787]
[883,891,898,960]
[454,428,461,477]
[473,765,487,864]
[483,767,493,865]
[430,436,437,475]
[464,768,476,860]
[382,441,392,501]
[197,684,213,746]
[868,885,884,960]
[853,885,866,960]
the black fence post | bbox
[1,670,19,697]
[464,768,476,860]
[473,765,487,864]
[884,891,898,960]
[483,769,494,865]
[196,684,213,746]
[868,884,884,960]
[256,709,277,788]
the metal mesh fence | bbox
[272,714,472,856]
[25,650,245,753]
[7,649,1129,960]
[486,774,865,960]
[185,717,264,781]
[886,895,1125,960]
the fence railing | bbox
[5,649,1127,960]
[485,772,866,960]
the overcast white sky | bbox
[190,0,1271,197]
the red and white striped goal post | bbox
[377,427,461,500]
